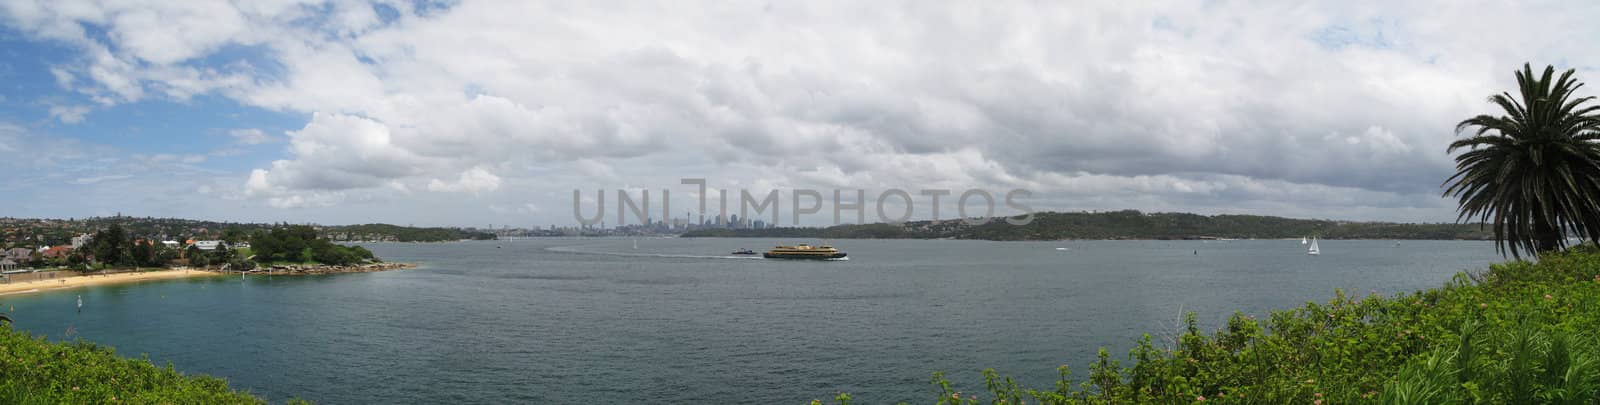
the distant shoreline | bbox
[677,236,1494,241]
[0,263,419,296]
[0,269,223,297]
[675,211,1494,241]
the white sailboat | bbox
[1301,236,1308,245]
[1307,238,1320,256]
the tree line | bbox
[249,225,375,266]
[57,224,247,270]
[13,223,379,270]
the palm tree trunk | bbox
[1533,220,1564,254]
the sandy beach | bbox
[0,269,222,296]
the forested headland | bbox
[682,210,1493,240]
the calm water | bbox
[1,238,1501,403]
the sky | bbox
[1,0,1598,228]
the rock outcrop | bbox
[248,262,416,275]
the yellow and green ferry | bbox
[762,244,848,260]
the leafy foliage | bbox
[1446,64,1600,258]
[78,224,174,268]
[250,225,375,266]
[0,325,271,404]
[87,224,127,266]
[822,246,1600,404]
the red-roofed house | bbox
[43,245,73,259]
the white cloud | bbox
[49,67,73,87]
[428,167,502,194]
[248,112,434,192]
[228,128,275,145]
[47,104,90,124]
[71,174,131,184]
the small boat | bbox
[1301,237,1308,245]
[731,248,757,255]
[763,244,848,260]
[1307,238,1321,256]
[1054,247,1069,251]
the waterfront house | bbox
[42,245,73,259]
[0,258,16,271]
[4,248,32,262]
[162,240,180,248]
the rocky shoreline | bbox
[246,262,416,275]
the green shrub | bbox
[0,325,270,404]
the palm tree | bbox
[1445,64,1600,258]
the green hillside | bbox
[682,210,1493,240]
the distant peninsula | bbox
[0,216,496,246]
[680,210,1494,241]
[0,219,448,296]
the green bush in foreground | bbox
[820,246,1600,404]
[0,325,278,404]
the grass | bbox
[820,245,1600,404]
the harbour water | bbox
[1,238,1502,403]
